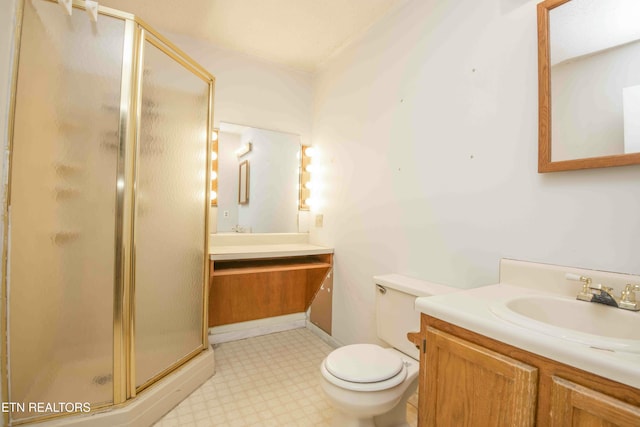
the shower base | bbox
[24,347,214,427]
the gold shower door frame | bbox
[129,26,214,397]
[1,0,215,424]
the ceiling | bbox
[99,0,405,72]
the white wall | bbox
[310,0,640,347]
[167,32,314,143]
[624,85,640,153]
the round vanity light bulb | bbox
[305,164,314,173]
[211,171,217,180]
[210,190,217,200]
[211,151,218,161]
[304,146,316,157]
[211,131,218,141]
[304,181,312,189]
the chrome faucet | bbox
[567,273,640,312]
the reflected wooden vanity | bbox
[208,243,334,333]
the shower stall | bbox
[3,0,215,425]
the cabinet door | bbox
[422,327,537,427]
[551,376,640,427]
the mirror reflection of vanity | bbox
[216,122,301,233]
[538,0,640,172]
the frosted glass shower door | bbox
[8,0,125,420]
[133,35,210,389]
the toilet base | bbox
[328,376,417,427]
[331,411,376,427]
[372,389,413,427]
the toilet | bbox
[320,274,456,427]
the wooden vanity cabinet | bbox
[418,315,640,427]
[208,253,333,327]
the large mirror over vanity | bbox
[215,122,302,233]
[538,0,640,172]
[208,123,334,336]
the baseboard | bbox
[305,320,342,349]
[209,313,307,344]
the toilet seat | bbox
[326,344,404,383]
[321,344,408,392]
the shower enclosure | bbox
[3,0,214,424]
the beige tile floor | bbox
[154,328,417,427]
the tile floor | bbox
[154,328,417,427]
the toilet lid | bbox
[324,344,404,383]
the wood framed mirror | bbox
[538,0,640,172]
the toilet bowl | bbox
[320,344,419,427]
[319,274,457,427]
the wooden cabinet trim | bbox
[212,261,331,276]
[427,326,538,377]
[406,331,421,350]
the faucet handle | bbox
[565,273,592,288]
[619,284,640,311]
[566,273,593,300]
[621,284,640,302]
[566,273,590,284]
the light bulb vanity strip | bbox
[567,273,640,311]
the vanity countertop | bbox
[209,243,333,261]
[415,283,640,389]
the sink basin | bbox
[491,294,640,353]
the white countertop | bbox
[209,243,333,261]
[416,283,640,389]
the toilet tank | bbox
[374,274,457,360]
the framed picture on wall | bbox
[238,160,249,204]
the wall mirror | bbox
[538,0,640,172]
[216,122,301,233]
